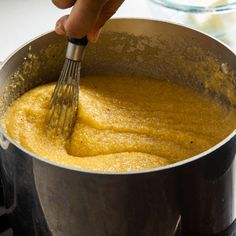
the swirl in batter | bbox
[2,76,236,172]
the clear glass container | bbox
[149,0,236,50]
[151,0,236,12]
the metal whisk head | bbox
[48,37,88,136]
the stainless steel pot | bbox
[0,19,236,236]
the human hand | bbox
[52,0,125,42]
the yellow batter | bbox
[2,76,236,172]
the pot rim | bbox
[1,17,236,175]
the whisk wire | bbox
[61,61,77,132]
[50,60,69,106]
[68,63,79,130]
[48,36,87,136]
[53,60,74,130]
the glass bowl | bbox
[151,0,236,12]
[148,0,236,50]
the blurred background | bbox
[0,0,236,62]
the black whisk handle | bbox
[68,36,88,46]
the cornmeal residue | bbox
[2,76,236,172]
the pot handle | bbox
[0,167,14,215]
[0,134,15,232]
[0,166,12,233]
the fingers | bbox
[55,15,69,35]
[54,0,124,42]
[57,0,108,38]
[52,0,76,9]
[96,0,124,29]
[87,0,124,42]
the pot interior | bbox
[0,19,236,171]
[0,19,236,117]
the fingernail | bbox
[55,23,65,35]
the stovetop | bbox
[0,230,13,236]
[1,218,235,236]
[0,215,12,236]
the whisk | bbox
[48,36,88,136]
